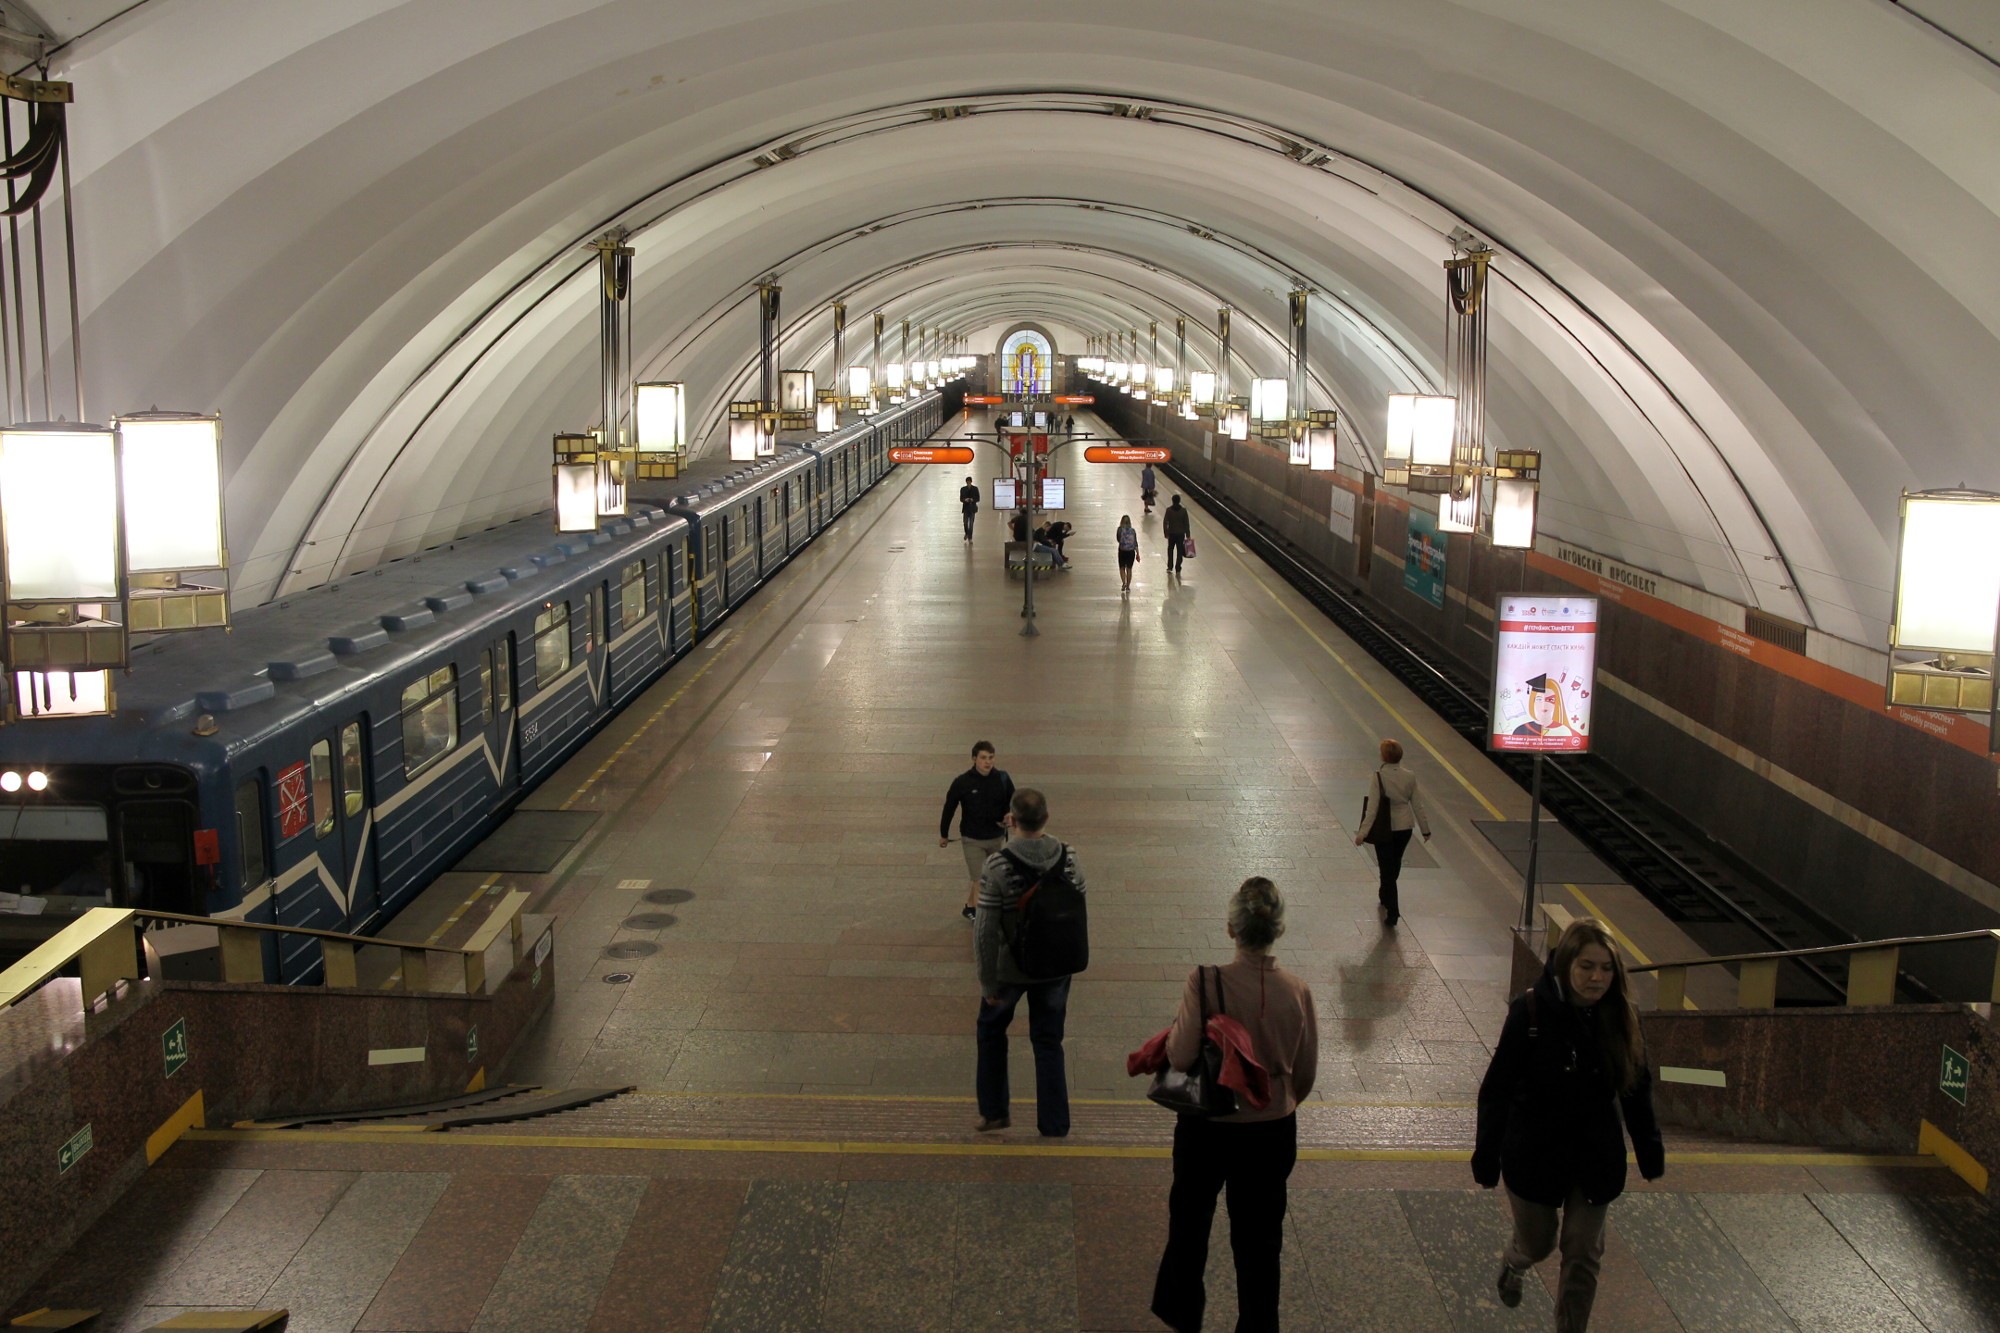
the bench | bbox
[1004,540,1058,575]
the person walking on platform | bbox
[1150,878,1318,1333]
[1140,462,1159,514]
[1352,738,1431,927]
[940,741,1015,921]
[1473,917,1664,1332]
[1163,493,1191,577]
[959,475,980,541]
[1116,514,1140,595]
[974,788,1087,1137]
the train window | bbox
[340,723,365,817]
[496,638,512,713]
[400,665,458,777]
[620,559,645,626]
[309,740,335,837]
[235,777,269,885]
[533,602,570,685]
[478,648,494,721]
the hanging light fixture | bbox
[1188,370,1217,408]
[1251,378,1288,427]
[551,431,600,533]
[634,382,686,456]
[1222,401,1249,441]
[112,411,230,633]
[1888,488,2000,719]
[1304,410,1338,471]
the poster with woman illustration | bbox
[1489,594,1598,753]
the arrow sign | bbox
[1085,446,1172,464]
[1053,395,1096,405]
[887,446,976,464]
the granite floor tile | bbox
[1071,1184,1170,1332]
[820,1181,960,1332]
[1287,1187,1450,1330]
[260,1170,452,1333]
[1698,1192,1924,1331]
[1614,1191,1796,1330]
[952,1182,1079,1333]
[24,1168,261,1314]
[1811,1193,2000,1332]
[153,1169,357,1306]
[588,1178,748,1333]
[705,1180,848,1333]
[1394,1189,1556,1329]
[356,1173,550,1332]
[470,1174,649,1333]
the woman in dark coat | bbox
[1472,917,1664,1331]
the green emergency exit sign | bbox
[57,1123,92,1174]
[1940,1045,1969,1107]
[163,1017,189,1078]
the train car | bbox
[0,392,938,979]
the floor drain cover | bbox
[602,972,634,984]
[622,913,677,931]
[602,941,659,960]
[643,888,694,905]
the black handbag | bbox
[1147,966,1239,1117]
[1359,771,1393,846]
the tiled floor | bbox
[17,411,1998,1330]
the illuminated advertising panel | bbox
[1490,593,1598,753]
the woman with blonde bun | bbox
[1150,877,1319,1333]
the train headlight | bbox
[26,770,48,791]
[0,771,20,792]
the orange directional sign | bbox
[1085,445,1172,464]
[1053,394,1096,405]
[888,446,975,464]
[963,395,1004,405]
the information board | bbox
[1404,508,1446,609]
[992,478,1018,510]
[1489,594,1599,753]
[1040,477,1066,511]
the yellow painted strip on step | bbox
[426,875,503,945]
[1212,537,1506,820]
[1564,883,1699,1010]
[178,1127,1941,1170]
[145,1089,206,1164]
[1919,1118,1989,1194]
[466,1066,486,1093]
[617,1089,1474,1110]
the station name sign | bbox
[963,395,1004,405]
[886,446,975,464]
[1083,446,1171,464]
[1053,395,1095,405]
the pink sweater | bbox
[1166,950,1318,1123]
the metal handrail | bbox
[1630,928,2000,974]
[1626,925,2000,1011]
[0,890,537,1020]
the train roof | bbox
[0,502,688,761]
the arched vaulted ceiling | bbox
[19,0,2000,645]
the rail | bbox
[0,890,536,1021]
[1630,927,2000,1011]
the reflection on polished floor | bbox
[18,412,1996,1331]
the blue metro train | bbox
[0,393,943,979]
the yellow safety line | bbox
[1210,533,1506,820]
[178,1127,1941,1169]
[1564,882,1699,1010]
[616,1089,1474,1110]
[424,874,502,945]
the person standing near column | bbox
[959,475,980,542]
[940,741,1014,921]
[1473,918,1664,1331]
[1163,493,1191,578]
[1353,738,1430,927]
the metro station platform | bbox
[14,413,1998,1331]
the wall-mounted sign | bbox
[1404,508,1446,609]
[1040,478,1067,511]
[163,1017,189,1079]
[1084,446,1170,464]
[58,1123,92,1174]
[992,478,1019,510]
[1941,1043,1970,1106]
[1053,395,1095,405]
[1490,594,1599,753]
[1329,487,1356,544]
[886,446,974,464]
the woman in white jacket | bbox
[1353,738,1431,927]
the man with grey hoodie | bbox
[973,787,1086,1137]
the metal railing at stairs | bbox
[0,891,536,1022]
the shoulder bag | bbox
[1146,966,1239,1117]
[1359,770,1394,845]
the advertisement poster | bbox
[1404,507,1446,609]
[1490,594,1599,753]
[1329,487,1356,544]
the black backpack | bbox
[999,844,1089,979]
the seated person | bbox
[1038,520,1075,565]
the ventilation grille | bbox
[1745,608,1807,656]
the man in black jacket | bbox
[959,475,980,541]
[1163,494,1191,576]
[939,740,1014,920]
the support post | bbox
[832,301,845,401]
[1519,753,1544,929]
[1020,440,1039,636]
[758,281,780,411]
[1217,307,1232,406]
[592,231,634,446]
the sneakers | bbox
[962,904,977,921]
[975,1115,1011,1133]
[1497,1263,1524,1308]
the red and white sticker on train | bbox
[276,761,312,840]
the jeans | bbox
[975,975,1072,1135]
[1376,828,1413,918]
[963,510,976,539]
[1504,1187,1610,1331]
[1167,537,1186,574]
[1151,1113,1298,1333]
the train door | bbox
[586,584,608,704]
[478,636,519,794]
[303,727,360,933]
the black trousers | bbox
[1167,537,1186,573]
[1151,1113,1298,1333]
[1376,828,1414,917]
